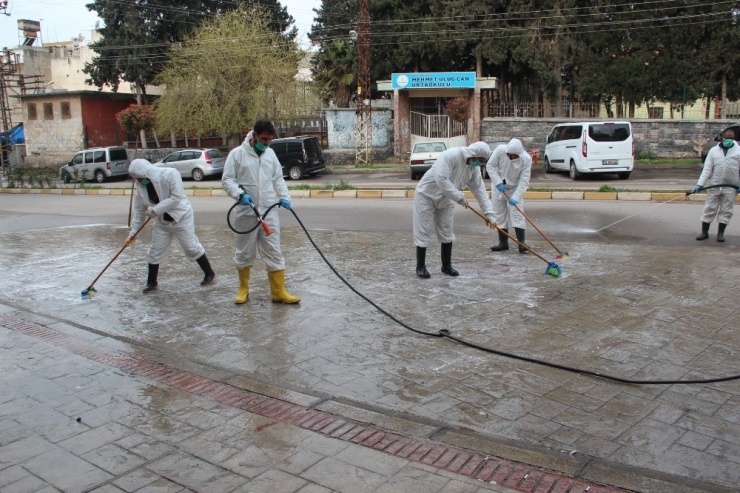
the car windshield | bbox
[413,143,446,153]
[588,124,630,142]
[207,149,224,158]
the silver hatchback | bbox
[154,148,226,181]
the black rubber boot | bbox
[416,246,430,278]
[440,242,459,277]
[696,221,710,241]
[196,254,216,286]
[143,263,159,293]
[490,229,509,251]
[717,223,727,242]
[515,228,528,254]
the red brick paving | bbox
[0,316,632,493]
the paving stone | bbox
[295,484,333,493]
[1,473,48,493]
[677,430,714,452]
[232,468,307,493]
[0,434,55,466]
[275,449,325,475]
[333,443,409,477]
[148,451,248,492]
[130,478,185,493]
[615,419,684,455]
[59,422,134,455]
[81,443,147,475]
[112,468,161,492]
[0,465,30,488]
[128,440,176,461]
[22,447,113,492]
[373,464,450,493]
[301,457,387,493]
[88,484,127,493]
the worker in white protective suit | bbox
[486,139,532,253]
[222,120,299,304]
[126,159,215,293]
[413,141,495,278]
[694,128,740,242]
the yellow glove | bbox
[124,235,136,247]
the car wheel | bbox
[94,170,106,183]
[544,157,553,173]
[192,168,205,181]
[618,172,631,180]
[411,171,417,180]
[62,172,71,184]
[569,160,580,181]
[289,165,303,180]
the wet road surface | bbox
[1,195,739,492]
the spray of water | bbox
[594,195,687,233]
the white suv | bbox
[544,121,634,180]
[60,147,130,183]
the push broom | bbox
[465,205,562,277]
[81,217,152,299]
[502,191,569,260]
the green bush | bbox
[635,150,657,160]
[598,184,619,192]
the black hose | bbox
[685,184,739,196]
[227,201,281,235]
[286,207,740,386]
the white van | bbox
[544,121,634,180]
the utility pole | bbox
[355,0,371,166]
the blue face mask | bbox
[141,178,150,185]
[723,139,735,148]
[253,141,268,154]
[467,159,483,167]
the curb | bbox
[0,187,726,202]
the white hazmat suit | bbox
[697,143,740,226]
[413,141,494,247]
[222,131,291,271]
[129,159,205,264]
[486,139,532,230]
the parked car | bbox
[482,140,508,179]
[269,136,326,180]
[59,146,130,184]
[544,121,634,180]
[409,142,447,180]
[701,122,740,162]
[153,148,226,181]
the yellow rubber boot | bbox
[234,267,250,304]
[268,269,300,304]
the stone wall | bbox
[322,148,394,167]
[481,118,737,159]
[325,108,393,149]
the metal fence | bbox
[484,101,740,120]
[410,111,467,139]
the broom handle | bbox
[465,205,550,265]
[87,217,152,289]
[127,179,135,227]
[503,191,562,254]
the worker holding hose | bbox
[694,129,740,242]
[222,120,299,304]
[413,141,495,278]
[127,159,216,293]
[486,139,532,253]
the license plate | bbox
[602,160,618,165]
[423,160,435,164]
[116,163,123,167]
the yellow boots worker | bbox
[222,120,300,304]
[233,268,299,304]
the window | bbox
[71,153,83,165]
[589,124,631,142]
[648,107,664,119]
[108,148,128,161]
[207,149,224,158]
[269,142,286,155]
[43,103,53,120]
[84,152,95,164]
[287,142,303,154]
[61,101,71,119]
[164,152,181,163]
[562,126,583,140]
[93,150,106,163]
[27,103,37,120]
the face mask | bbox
[723,139,735,148]
[141,178,150,185]
[467,159,483,167]
[253,141,268,153]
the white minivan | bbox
[544,121,634,180]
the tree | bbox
[154,5,301,140]
[312,40,356,107]
[116,104,157,153]
[83,0,295,98]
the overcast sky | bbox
[0,0,319,50]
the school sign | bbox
[391,72,476,90]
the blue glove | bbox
[278,199,291,210]
[508,197,517,206]
[496,183,505,193]
[239,193,253,205]
[693,185,702,194]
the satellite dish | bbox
[94,20,100,29]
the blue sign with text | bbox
[391,72,476,90]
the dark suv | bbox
[269,136,326,180]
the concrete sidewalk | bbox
[2,221,740,493]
